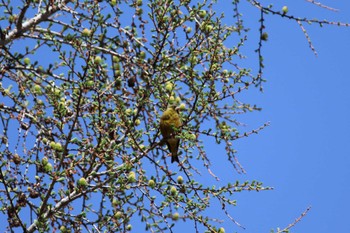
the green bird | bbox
[160,105,182,163]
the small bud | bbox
[218,227,225,233]
[178,103,186,111]
[111,0,117,6]
[148,179,156,188]
[136,0,142,6]
[114,211,123,219]
[94,56,102,64]
[86,80,94,88]
[77,177,88,188]
[205,25,213,33]
[54,89,61,96]
[112,199,119,207]
[41,157,49,166]
[128,171,136,182]
[23,57,31,65]
[33,84,42,95]
[125,108,132,116]
[177,176,184,184]
[13,154,21,165]
[126,224,132,231]
[282,6,288,14]
[172,212,180,221]
[169,96,175,103]
[165,82,174,92]
[54,142,63,152]
[198,10,207,18]
[170,186,177,196]
[44,163,53,172]
[9,15,16,23]
[189,133,196,140]
[60,225,67,233]
[139,51,146,59]
[261,32,268,41]
[82,28,91,37]
[134,119,141,126]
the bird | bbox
[160,105,182,163]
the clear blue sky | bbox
[196,1,350,232]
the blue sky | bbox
[204,1,350,232]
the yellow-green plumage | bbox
[160,106,182,163]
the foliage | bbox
[0,0,347,232]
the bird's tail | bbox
[171,154,180,163]
[166,138,180,163]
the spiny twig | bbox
[306,0,339,12]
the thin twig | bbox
[280,206,312,232]
[306,0,339,12]
[297,20,318,56]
